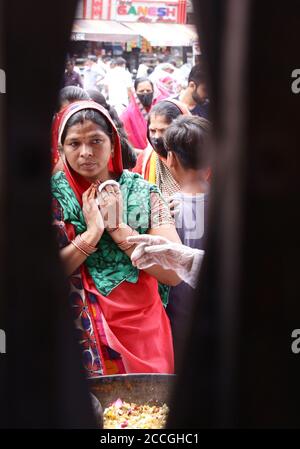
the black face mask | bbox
[150,137,168,159]
[137,92,154,107]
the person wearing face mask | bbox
[129,115,211,370]
[175,64,210,120]
[132,99,190,201]
[120,77,156,151]
[155,75,177,99]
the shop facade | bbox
[75,0,187,23]
[71,0,197,71]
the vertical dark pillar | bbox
[0,0,96,428]
[168,0,300,428]
[182,46,188,64]
[0,0,7,396]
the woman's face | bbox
[136,81,154,108]
[136,80,153,95]
[149,114,170,162]
[149,114,169,139]
[63,120,113,182]
[161,78,174,93]
[165,80,173,90]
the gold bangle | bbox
[70,239,89,257]
[77,234,97,254]
[108,222,127,233]
[117,228,138,251]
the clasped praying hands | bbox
[96,180,124,232]
[82,184,105,242]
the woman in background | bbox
[133,99,190,200]
[120,77,156,151]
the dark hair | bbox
[58,86,90,111]
[157,54,166,64]
[164,115,211,170]
[188,64,207,86]
[88,54,97,63]
[116,57,126,66]
[86,91,137,169]
[61,109,112,145]
[86,89,107,106]
[134,77,154,91]
[149,100,183,125]
[147,67,154,76]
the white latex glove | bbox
[128,235,205,289]
[168,198,181,219]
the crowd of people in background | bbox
[52,53,211,376]
[62,53,209,116]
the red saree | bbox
[120,94,151,150]
[53,100,174,375]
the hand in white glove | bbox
[168,198,181,219]
[127,235,205,288]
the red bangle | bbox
[77,234,97,253]
[117,227,138,251]
[71,234,98,257]
[70,239,89,257]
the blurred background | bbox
[1,0,300,430]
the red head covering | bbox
[51,106,69,168]
[55,100,123,205]
[161,75,173,84]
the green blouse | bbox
[51,169,170,304]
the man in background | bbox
[177,64,210,119]
[62,59,83,88]
[104,57,132,115]
[83,55,105,92]
[136,57,149,78]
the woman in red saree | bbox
[120,78,155,151]
[51,100,181,377]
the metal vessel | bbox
[89,373,175,409]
